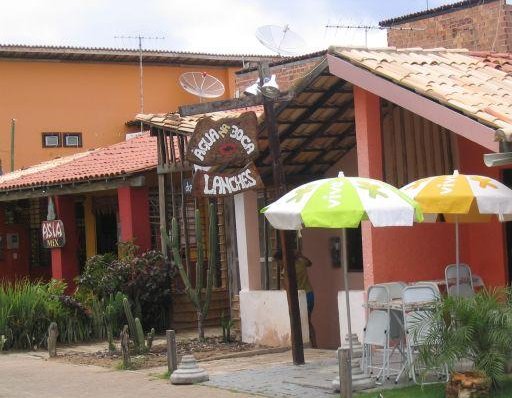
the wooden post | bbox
[166,329,178,373]
[120,325,131,368]
[338,347,352,398]
[157,128,169,257]
[47,322,58,358]
[259,62,304,365]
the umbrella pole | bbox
[341,228,353,396]
[455,216,460,296]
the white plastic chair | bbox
[445,264,474,297]
[401,284,448,385]
[363,310,391,381]
[364,283,405,381]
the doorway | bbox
[96,212,118,255]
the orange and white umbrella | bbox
[401,170,512,293]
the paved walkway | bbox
[149,348,340,398]
[0,347,344,398]
[0,353,256,398]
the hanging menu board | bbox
[186,111,259,167]
[192,162,263,197]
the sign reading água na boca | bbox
[41,220,66,248]
[192,162,263,197]
[186,111,259,167]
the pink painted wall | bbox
[301,148,364,349]
[361,132,508,289]
[457,136,508,287]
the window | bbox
[63,133,82,147]
[42,132,83,148]
[42,133,61,148]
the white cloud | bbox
[0,0,390,53]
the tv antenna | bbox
[325,24,425,48]
[114,34,165,129]
[179,72,225,103]
[255,24,306,56]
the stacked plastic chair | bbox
[363,282,405,383]
[401,283,449,385]
[445,264,475,298]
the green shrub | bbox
[77,248,172,331]
[416,288,512,388]
[0,279,95,350]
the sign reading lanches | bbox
[186,112,259,166]
[193,163,263,197]
[42,220,66,248]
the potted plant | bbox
[415,288,512,397]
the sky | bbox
[0,0,461,54]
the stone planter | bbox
[445,372,491,398]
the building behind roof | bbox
[380,0,512,52]
[0,44,272,171]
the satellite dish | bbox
[255,25,306,56]
[179,72,225,101]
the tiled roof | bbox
[0,133,157,191]
[136,106,265,133]
[379,0,499,27]
[0,44,278,67]
[470,51,512,74]
[0,106,265,192]
[330,47,512,140]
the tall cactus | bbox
[123,298,138,350]
[163,203,217,340]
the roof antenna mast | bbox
[114,34,165,131]
[325,24,425,48]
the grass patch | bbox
[152,370,171,380]
[356,377,512,398]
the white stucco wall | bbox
[338,290,366,344]
[240,290,310,347]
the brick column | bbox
[354,86,383,289]
[117,186,151,252]
[51,196,79,292]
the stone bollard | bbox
[333,334,375,393]
[170,355,209,384]
[47,322,58,358]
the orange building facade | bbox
[0,45,263,170]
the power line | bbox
[114,35,165,130]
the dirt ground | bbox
[55,336,266,369]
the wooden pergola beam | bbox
[258,79,349,161]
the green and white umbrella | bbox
[262,172,423,388]
[263,172,423,230]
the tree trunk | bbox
[198,311,204,341]
[446,372,491,398]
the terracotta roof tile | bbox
[0,133,158,191]
[331,47,512,141]
[136,106,264,132]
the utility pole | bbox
[114,34,165,130]
[10,119,15,172]
[258,62,304,365]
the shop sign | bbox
[186,111,259,166]
[192,163,263,197]
[41,220,66,248]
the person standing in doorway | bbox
[274,249,317,348]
